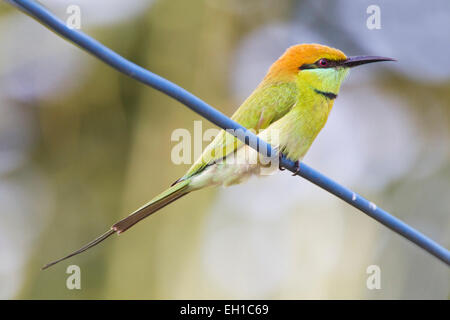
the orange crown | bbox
[264,44,347,81]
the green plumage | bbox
[183,81,299,180]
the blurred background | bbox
[0,0,449,299]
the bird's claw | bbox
[278,154,300,176]
[291,160,301,176]
[278,153,285,171]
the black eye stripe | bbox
[299,59,344,70]
[298,63,315,70]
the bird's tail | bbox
[113,178,191,233]
[42,179,191,270]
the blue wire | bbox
[10,0,450,266]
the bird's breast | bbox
[276,96,333,161]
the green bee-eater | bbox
[43,44,394,269]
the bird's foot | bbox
[291,160,301,176]
[278,153,285,171]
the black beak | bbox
[343,55,396,68]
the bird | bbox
[42,43,394,269]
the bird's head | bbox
[265,43,395,98]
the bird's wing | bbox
[181,81,298,180]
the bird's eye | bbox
[317,58,329,67]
